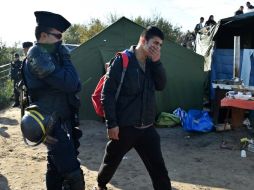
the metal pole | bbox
[233,36,240,79]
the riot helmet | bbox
[21,105,57,146]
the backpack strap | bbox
[115,51,129,100]
[119,52,129,69]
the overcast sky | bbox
[0,0,246,46]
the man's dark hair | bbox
[141,26,164,41]
[35,25,53,40]
[200,17,204,20]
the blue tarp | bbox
[211,49,254,98]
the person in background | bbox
[246,1,254,12]
[205,15,217,27]
[194,17,204,35]
[19,42,33,115]
[22,41,33,56]
[235,6,244,15]
[93,26,171,190]
[23,11,85,190]
[10,53,22,107]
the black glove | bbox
[27,45,55,79]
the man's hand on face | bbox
[148,46,161,62]
[145,36,162,62]
[107,126,119,140]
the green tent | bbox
[71,17,204,120]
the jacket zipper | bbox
[137,68,140,89]
[137,68,144,126]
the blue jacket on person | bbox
[23,42,81,119]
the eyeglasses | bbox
[46,32,62,40]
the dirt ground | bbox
[1,107,254,190]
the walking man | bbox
[94,26,171,190]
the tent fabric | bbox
[71,17,204,120]
[241,49,254,85]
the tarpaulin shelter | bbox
[196,12,254,92]
[212,12,254,87]
[71,17,204,120]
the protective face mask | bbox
[40,40,62,53]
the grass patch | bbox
[0,79,13,109]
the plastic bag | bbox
[173,107,187,126]
[155,112,180,127]
[183,110,214,132]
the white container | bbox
[241,150,247,157]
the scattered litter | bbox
[215,123,231,132]
[220,141,234,150]
[243,118,251,127]
[247,143,254,153]
[241,150,247,158]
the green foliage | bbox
[64,19,106,44]
[86,19,106,39]
[0,41,11,66]
[133,15,183,43]
[0,40,20,66]
[106,14,183,43]
[64,24,88,44]
[106,13,120,24]
[64,15,183,45]
[0,79,13,109]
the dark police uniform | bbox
[23,11,84,190]
[10,53,22,107]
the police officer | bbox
[10,53,22,107]
[22,11,85,190]
[22,41,33,56]
[19,42,33,116]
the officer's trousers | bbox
[13,80,20,105]
[46,121,84,190]
[97,126,171,190]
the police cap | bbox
[22,41,33,48]
[34,11,71,32]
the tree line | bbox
[64,15,183,44]
[0,15,184,66]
